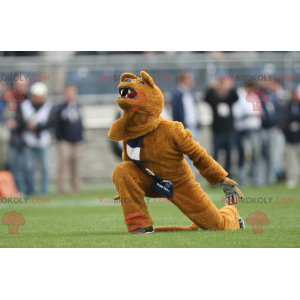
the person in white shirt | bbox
[232,82,263,185]
[18,82,54,195]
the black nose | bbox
[123,78,132,82]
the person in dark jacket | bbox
[0,82,9,171]
[260,79,284,185]
[7,75,30,192]
[55,84,83,194]
[204,77,238,177]
[171,72,199,129]
[171,71,200,172]
[284,89,300,188]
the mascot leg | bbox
[154,178,240,232]
[112,161,159,233]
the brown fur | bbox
[108,71,241,232]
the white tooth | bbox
[120,89,124,95]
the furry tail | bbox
[154,223,199,232]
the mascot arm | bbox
[172,122,227,186]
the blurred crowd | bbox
[0,51,223,57]
[171,72,300,189]
[0,76,84,195]
[1,69,300,196]
[1,51,290,58]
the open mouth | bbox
[119,86,138,100]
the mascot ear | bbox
[120,73,138,83]
[140,71,155,88]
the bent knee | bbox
[112,161,136,183]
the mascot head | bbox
[117,71,164,115]
[108,71,164,141]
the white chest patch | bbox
[126,144,141,161]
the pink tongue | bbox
[128,90,137,99]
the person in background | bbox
[55,84,83,194]
[7,75,30,192]
[269,79,286,180]
[0,82,10,171]
[0,99,6,170]
[259,78,284,185]
[204,76,238,177]
[171,71,200,171]
[232,82,263,185]
[283,89,300,189]
[16,82,54,195]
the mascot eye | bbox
[131,219,134,221]
[140,82,144,85]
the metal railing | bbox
[1,52,300,104]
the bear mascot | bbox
[108,71,245,234]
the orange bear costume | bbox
[108,71,244,233]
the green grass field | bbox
[0,179,299,248]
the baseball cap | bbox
[30,82,48,96]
